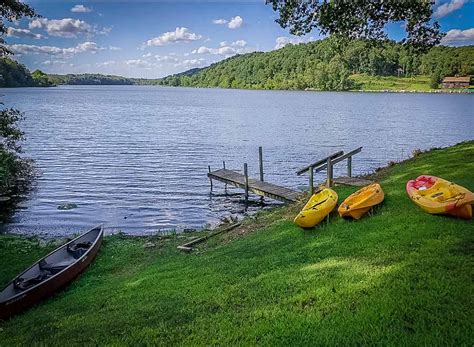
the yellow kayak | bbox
[294,188,338,228]
[406,175,474,219]
[338,183,384,219]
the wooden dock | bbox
[207,146,371,206]
[333,176,373,187]
[208,168,300,203]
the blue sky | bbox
[5,0,474,78]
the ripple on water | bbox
[0,86,472,236]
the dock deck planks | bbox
[208,168,300,203]
[333,176,373,187]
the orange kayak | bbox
[338,183,384,219]
[406,175,474,219]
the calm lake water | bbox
[0,85,472,236]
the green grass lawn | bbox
[350,74,433,92]
[0,142,473,345]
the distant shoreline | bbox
[2,83,472,94]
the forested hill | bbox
[0,58,160,87]
[2,39,473,90]
[158,38,474,91]
[47,73,137,86]
[0,57,52,87]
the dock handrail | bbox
[299,147,363,193]
[312,147,363,174]
[296,150,344,175]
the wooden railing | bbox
[297,147,363,192]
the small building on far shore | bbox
[441,76,471,89]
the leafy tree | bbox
[430,68,442,89]
[0,57,36,87]
[158,38,473,91]
[266,0,443,51]
[0,0,37,55]
[31,69,53,87]
[0,1,37,194]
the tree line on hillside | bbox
[0,57,53,87]
[158,38,474,91]
[0,58,164,87]
[47,73,137,86]
[1,38,473,91]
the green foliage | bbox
[0,57,35,87]
[0,58,54,87]
[267,0,443,51]
[159,38,473,91]
[31,69,53,87]
[0,1,37,195]
[0,106,31,194]
[351,74,432,91]
[420,45,474,77]
[0,0,37,56]
[0,142,472,345]
[430,69,442,89]
[47,73,136,85]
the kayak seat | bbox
[14,271,50,291]
[39,259,75,274]
[67,242,92,258]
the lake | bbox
[0,85,472,236]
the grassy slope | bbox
[0,142,473,345]
[350,74,433,91]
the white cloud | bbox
[192,46,234,55]
[441,28,474,45]
[97,60,116,67]
[108,46,121,51]
[125,59,157,68]
[213,16,244,29]
[98,26,112,35]
[7,27,44,39]
[71,4,93,13]
[192,40,248,56]
[228,16,243,29]
[98,56,178,70]
[74,41,102,53]
[42,59,67,66]
[29,18,94,38]
[141,52,179,64]
[146,27,202,46]
[274,36,307,49]
[212,19,227,25]
[434,0,465,18]
[219,46,235,55]
[175,58,207,69]
[155,55,179,63]
[8,41,104,56]
[232,40,247,47]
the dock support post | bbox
[243,163,249,204]
[259,147,264,204]
[347,157,352,177]
[259,147,264,182]
[208,165,213,192]
[326,158,333,187]
[223,161,227,192]
[309,166,314,195]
